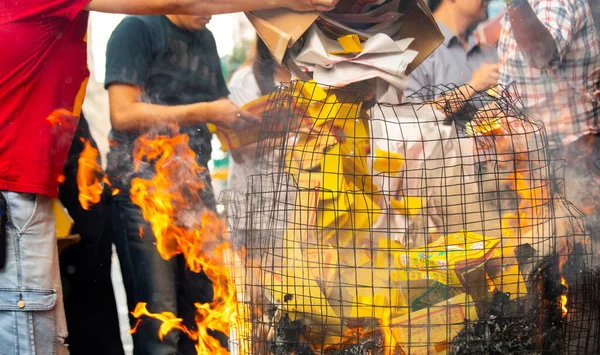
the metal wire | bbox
[225,82,599,354]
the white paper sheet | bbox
[292,25,418,90]
[295,25,414,67]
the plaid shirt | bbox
[498,0,600,149]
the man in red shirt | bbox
[0,0,338,354]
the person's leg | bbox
[0,192,68,355]
[112,192,181,355]
[58,114,125,355]
[177,256,216,354]
[59,196,125,355]
[178,171,221,354]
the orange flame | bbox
[560,276,568,317]
[501,212,526,237]
[129,132,245,354]
[131,303,191,340]
[47,108,77,131]
[381,309,393,355]
[476,116,551,239]
[501,170,550,237]
[321,327,369,352]
[77,139,104,210]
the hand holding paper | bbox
[205,99,260,131]
[207,94,272,152]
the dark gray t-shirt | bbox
[104,15,228,189]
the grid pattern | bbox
[226,82,599,354]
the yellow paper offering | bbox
[337,115,369,140]
[207,94,271,152]
[390,293,478,355]
[372,148,404,174]
[390,196,423,216]
[321,144,345,198]
[263,243,341,324]
[348,191,381,230]
[379,231,501,288]
[329,34,364,55]
[301,80,327,102]
[309,94,342,122]
[486,244,527,300]
[286,131,337,173]
[465,118,502,137]
[264,188,342,324]
[318,192,352,229]
[52,199,73,238]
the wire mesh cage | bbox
[225,82,600,354]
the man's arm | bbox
[429,64,500,114]
[85,0,339,15]
[108,84,257,132]
[504,0,572,70]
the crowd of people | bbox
[1,0,599,354]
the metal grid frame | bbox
[225,82,599,354]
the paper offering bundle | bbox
[224,1,598,353]
[286,0,426,102]
[246,0,443,103]
[223,81,592,354]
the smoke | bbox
[551,135,600,268]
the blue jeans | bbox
[0,192,67,355]
[111,192,215,355]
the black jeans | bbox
[58,115,124,355]
[111,191,215,355]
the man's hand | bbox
[205,99,261,131]
[469,63,500,92]
[283,0,339,12]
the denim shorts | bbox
[0,192,67,355]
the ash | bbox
[268,314,386,355]
[451,291,564,355]
[269,314,314,355]
[326,330,385,355]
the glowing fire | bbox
[471,113,551,238]
[381,309,393,355]
[560,276,568,317]
[321,327,372,352]
[131,303,191,339]
[500,158,549,237]
[129,132,246,354]
[557,237,569,318]
[77,139,104,210]
[46,108,77,131]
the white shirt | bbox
[227,65,264,191]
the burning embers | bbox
[77,138,104,210]
[75,138,120,210]
[128,131,245,354]
[231,82,597,354]
[560,277,568,317]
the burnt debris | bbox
[268,314,314,355]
